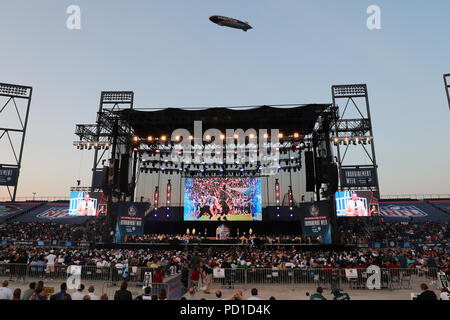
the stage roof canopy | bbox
[117,104,330,137]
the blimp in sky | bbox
[209,15,252,32]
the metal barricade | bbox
[0,263,28,282]
[209,267,441,290]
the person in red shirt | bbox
[191,267,200,290]
[12,288,21,300]
[153,268,164,283]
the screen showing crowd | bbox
[68,192,99,216]
[335,190,379,217]
[184,178,262,221]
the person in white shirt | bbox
[440,288,450,300]
[0,280,13,300]
[46,251,57,275]
[71,284,86,300]
[247,288,262,300]
[87,286,99,300]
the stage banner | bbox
[299,202,332,244]
[340,167,377,188]
[0,167,18,186]
[115,202,148,243]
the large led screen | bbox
[69,191,99,216]
[335,190,379,217]
[184,178,262,221]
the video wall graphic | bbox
[184,178,262,221]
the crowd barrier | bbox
[0,264,167,283]
[211,267,441,290]
[0,263,442,292]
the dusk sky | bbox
[0,0,449,200]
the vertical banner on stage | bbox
[299,202,332,244]
[114,202,148,243]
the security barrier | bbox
[211,267,440,290]
[0,263,440,292]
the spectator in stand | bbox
[55,283,71,300]
[310,287,327,300]
[215,290,225,300]
[247,288,262,300]
[416,283,437,300]
[114,281,132,300]
[331,288,350,300]
[0,280,13,300]
[35,281,47,300]
[12,288,21,300]
[135,286,152,300]
[186,287,199,300]
[100,293,109,300]
[439,287,449,300]
[22,282,35,301]
[71,284,86,300]
[158,288,168,300]
[87,285,99,300]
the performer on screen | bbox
[345,192,367,216]
[198,194,214,219]
[217,185,229,221]
[75,192,95,216]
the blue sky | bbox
[0,0,449,199]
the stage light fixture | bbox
[278,133,283,138]
[263,133,269,139]
[333,137,339,145]
[154,186,159,208]
[161,135,167,141]
[220,134,225,140]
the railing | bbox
[0,263,182,284]
[0,263,443,295]
[211,267,441,290]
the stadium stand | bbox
[0,202,45,223]
[426,200,450,215]
[8,201,91,225]
[379,200,450,222]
